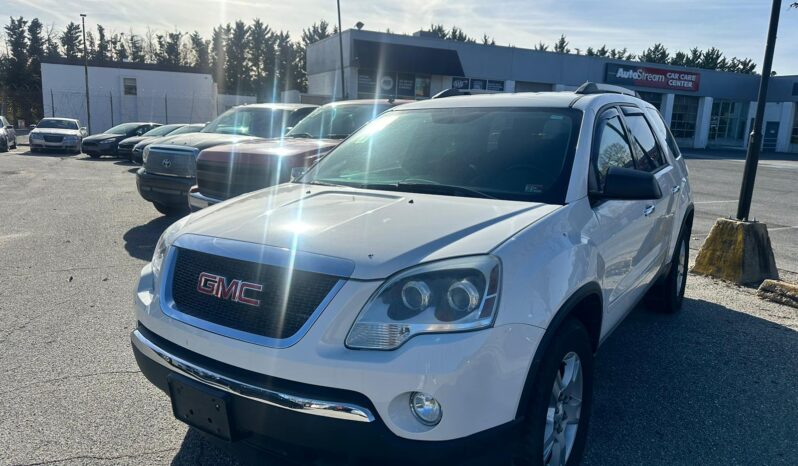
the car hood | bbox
[181,183,560,280]
[31,128,81,136]
[150,132,261,151]
[120,136,151,146]
[198,137,340,163]
[84,133,124,142]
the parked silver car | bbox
[29,118,87,153]
[0,116,17,152]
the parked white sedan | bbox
[28,117,87,153]
[131,83,693,466]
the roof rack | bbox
[431,88,470,99]
[574,82,639,98]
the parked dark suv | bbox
[136,103,316,216]
[82,122,161,158]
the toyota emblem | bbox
[162,159,172,168]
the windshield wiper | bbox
[324,133,350,139]
[287,133,315,139]
[301,180,345,187]
[395,182,496,199]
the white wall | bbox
[41,62,217,134]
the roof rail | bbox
[574,82,639,98]
[431,88,470,99]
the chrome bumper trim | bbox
[188,190,220,210]
[131,329,375,423]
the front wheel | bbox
[516,319,594,466]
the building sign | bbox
[605,63,700,92]
[358,70,431,98]
[487,80,505,92]
[358,69,378,94]
[452,77,470,90]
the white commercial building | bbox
[41,59,255,134]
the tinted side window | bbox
[625,114,665,172]
[644,107,682,160]
[595,115,635,188]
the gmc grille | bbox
[170,248,340,341]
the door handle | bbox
[672,185,681,194]
[644,205,656,217]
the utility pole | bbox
[50,89,55,117]
[109,91,114,126]
[80,14,92,134]
[736,0,782,221]
[336,0,347,100]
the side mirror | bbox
[30,124,37,129]
[4,125,12,130]
[290,166,307,181]
[592,167,662,201]
[80,127,87,132]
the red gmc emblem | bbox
[196,272,263,307]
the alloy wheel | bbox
[543,351,583,466]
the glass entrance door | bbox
[708,100,746,147]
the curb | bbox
[757,279,798,309]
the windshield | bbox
[142,124,181,137]
[302,107,580,203]
[37,119,78,130]
[201,107,291,138]
[106,123,142,135]
[170,125,204,136]
[286,103,392,139]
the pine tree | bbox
[95,25,110,61]
[639,43,668,64]
[448,26,474,43]
[553,35,570,54]
[532,41,548,51]
[225,21,252,94]
[481,34,495,46]
[60,22,82,60]
[427,24,447,39]
[700,47,726,70]
[164,31,183,65]
[189,31,210,69]
[27,18,45,74]
[250,19,275,98]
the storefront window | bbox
[791,106,798,145]
[709,100,746,144]
[670,95,699,139]
[638,92,663,111]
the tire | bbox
[645,230,689,314]
[515,319,594,466]
[87,152,101,159]
[153,202,187,217]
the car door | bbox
[620,106,679,286]
[590,108,658,330]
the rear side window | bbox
[625,114,666,172]
[595,114,635,188]
[644,107,682,160]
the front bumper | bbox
[136,168,194,207]
[30,140,81,151]
[188,186,222,212]
[132,323,518,462]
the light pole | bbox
[80,14,92,133]
[736,0,782,221]
[336,0,347,100]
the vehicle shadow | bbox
[20,149,76,158]
[582,297,798,465]
[122,215,177,261]
[167,296,798,466]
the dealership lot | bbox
[0,148,796,465]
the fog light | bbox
[410,392,442,426]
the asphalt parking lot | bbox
[1,147,796,466]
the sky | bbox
[7,0,798,75]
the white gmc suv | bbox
[132,84,693,466]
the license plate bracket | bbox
[168,374,236,441]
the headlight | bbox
[151,216,190,276]
[142,146,151,163]
[345,256,501,350]
[101,138,116,144]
